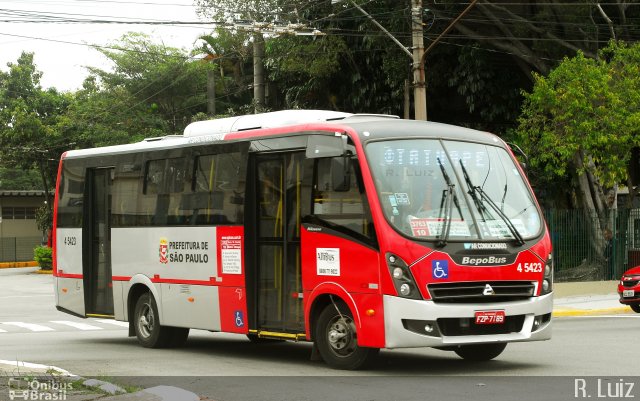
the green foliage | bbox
[88,33,212,134]
[0,52,70,193]
[0,168,41,190]
[195,28,254,113]
[447,46,523,128]
[517,42,640,191]
[265,36,349,108]
[33,246,52,270]
[35,205,53,233]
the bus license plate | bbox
[623,289,635,298]
[475,310,505,325]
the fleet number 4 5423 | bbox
[517,262,542,273]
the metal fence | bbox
[544,209,639,282]
[0,237,42,262]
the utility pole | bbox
[411,0,427,120]
[207,69,216,116]
[253,33,265,113]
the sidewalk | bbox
[552,280,632,317]
[0,360,200,401]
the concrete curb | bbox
[0,261,38,269]
[553,306,634,317]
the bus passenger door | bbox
[251,152,310,333]
[83,168,115,317]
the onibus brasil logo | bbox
[7,377,72,400]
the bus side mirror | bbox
[306,135,346,159]
[331,156,351,192]
[520,161,527,173]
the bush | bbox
[34,246,53,270]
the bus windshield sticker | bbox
[221,235,242,274]
[394,193,410,205]
[481,219,527,238]
[316,248,340,276]
[409,218,470,237]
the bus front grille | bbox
[427,281,536,303]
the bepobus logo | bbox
[461,256,507,266]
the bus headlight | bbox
[542,254,553,295]
[400,283,411,296]
[386,253,421,300]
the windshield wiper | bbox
[458,160,525,245]
[436,158,462,247]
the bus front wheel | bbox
[134,292,174,348]
[453,343,507,361]
[314,303,378,370]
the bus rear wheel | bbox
[630,304,640,313]
[134,292,174,348]
[314,303,378,370]
[454,343,507,361]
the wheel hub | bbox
[328,318,354,353]
[138,303,154,338]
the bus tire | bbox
[630,304,640,313]
[454,343,507,361]
[314,303,379,370]
[133,292,172,348]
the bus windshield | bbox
[366,139,542,242]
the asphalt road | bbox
[1,269,639,401]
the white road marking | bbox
[0,328,6,333]
[94,319,129,328]
[50,320,103,331]
[1,322,55,332]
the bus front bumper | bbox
[382,293,553,349]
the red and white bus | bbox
[53,110,553,369]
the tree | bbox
[0,52,71,205]
[423,1,640,128]
[0,168,41,190]
[516,41,640,258]
[194,28,254,115]
[88,33,213,134]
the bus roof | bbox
[62,110,500,159]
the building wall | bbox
[0,196,44,239]
[0,194,46,262]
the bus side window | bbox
[312,157,375,241]
[191,151,245,225]
[57,162,85,228]
[111,163,141,227]
[142,158,190,226]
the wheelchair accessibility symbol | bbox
[432,260,449,280]
[234,311,244,328]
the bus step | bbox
[249,330,306,341]
[86,313,115,319]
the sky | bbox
[0,0,211,91]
